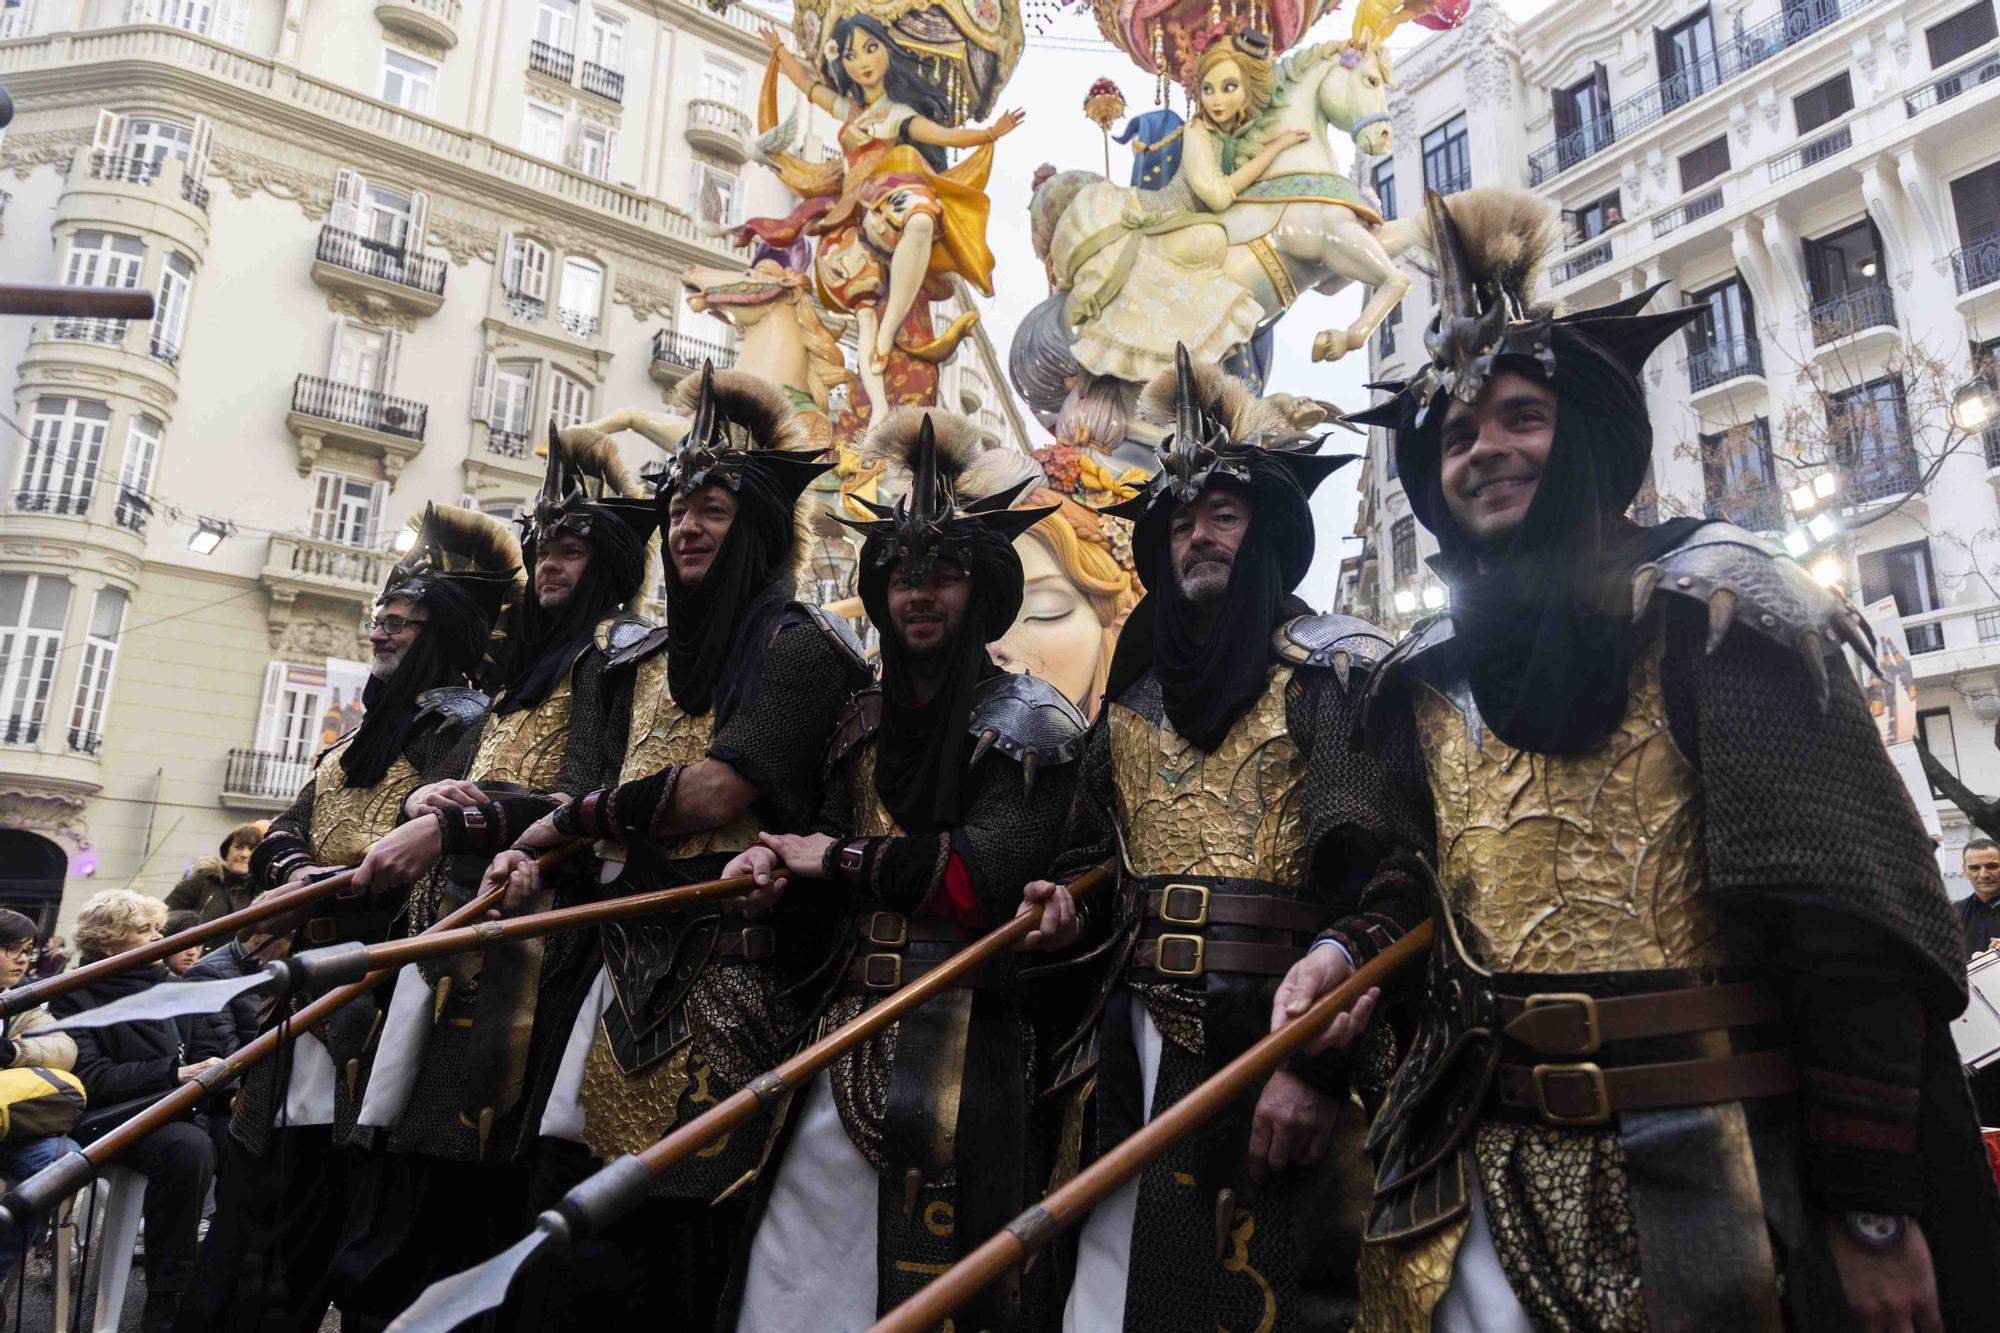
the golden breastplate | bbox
[1109,666,1307,883]
[309,737,420,867]
[619,653,762,858]
[1413,640,1725,973]
[849,742,904,839]
[471,677,573,790]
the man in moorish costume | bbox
[1027,348,1432,1331]
[332,428,658,1333]
[482,367,869,1327]
[1279,189,2000,1331]
[721,408,1083,1331]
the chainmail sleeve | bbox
[553,646,631,798]
[1047,713,1117,882]
[858,758,1082,922]
[711,619,863,831]
[251,779,316,891]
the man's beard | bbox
[369,647,406,679]
[1174,552,1232,608]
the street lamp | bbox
[187,517,229,555]
[1421,585,1446,610]
[1392,589,1418,614]
[1953,374,1998,433]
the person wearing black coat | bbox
[51,890,228,1333]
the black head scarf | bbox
[338,622,451,789]
[860,526,1024,832]
[1398,335,1706,754]
[496,514,646,716]
[662,474,800,723]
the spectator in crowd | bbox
[28,935,67,981]
[184,927,292,1059]
[51,890,226,1333]
[0,909,79,1308]
[161,911,203,976]
[165,823,267,931]
[1961,839,2000,1124]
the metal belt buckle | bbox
[1154,933,1206,978]
[1157,882,1211,927]
[737,927,775,960]
[861,953,903,990]
[1531,1062,1611,1126]
[305,917,337,945]
[865,911,907,948]
[1523,991,1602,1055]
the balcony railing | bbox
[180,174,209,211]
[223,747,313,801]
[1984,424,2000,469]
[1,717,42,747]
[1842,442,1922,504]
[581,60,624,103]
[1653,185,1723,238]
[67,728,101,756]
[1807,282,1896,346]
[1904,44,2000,117]
[1550,240,1612,284]
[1377,319,1397,358]
[316,225,449,296]
[114,487,151,533]
[86,151,159,184]
[1770,123,1852,181]
[1526,0,1873,184]
[505,289,545,322]
[685,99,754,158]
[558,307,599,338]
[12,488,93,517]
[1953,234,2000,295]
[528,39,574,83]
[49,316,127,345]
[266,534,393,591]
[291,374,428,440]
[1705,486,1784,532]
[485,428,531,459]
[148,334,179,367]
[1684,336,1765,391]
[650,328,736,371]
[1425,168,1471,197]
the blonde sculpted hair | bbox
[1022,487,1141,709]
[75,888,167,962]
[1191,40,1275,131]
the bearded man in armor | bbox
[332,428,658,1333]
[1278,190,2000,1331]
[1024,348,1433,1332]
[175,504,521,1333]
[720,408,1085,1331]
[479,367,870,1327]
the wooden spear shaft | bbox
[630,866,1113,1179]
[868,918,1435,1333]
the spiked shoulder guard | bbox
[414,686,490,729]
[1273,613,1396,693]
[798,603,871,678]
[596,614,657,662]
[967,673,1087,771]
[1634,523,1876,709]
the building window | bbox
[1699,418,1777,525]
[586,6,624,71]
[16,397,109,517]
[1567,190,1622,240]
[1977,607,2000,642]
[329,170,429,257]
[1371,159,1396,221]
[692,163,741,227]
[1859,540,1940,625]
[503,235,552,319]
[116,416,161,533]
[535,0,577,50]
[1805,218,1888,300]
[1688,275,1754,349]
[1918,707,1959,789]
[522,101,566,162]
[1832,376,1915,502]
[1421,114,1470,195]
[331,320,393,390]
[0,0,31,39]
[255,662,326,765]
[550,370,592,427]
[572,121,613,179]
[1793,73,1854,134]
[1949,162,2000,251]
[153,252,193,361]
[0,573,71,746]
[1927,2,1998,67]
[67,587,126,753]
[699,55,746,107]
[308,471,386,548]
[482,359,538,436]
[1390,515,1417,583]
[64,231,146,290]
[380,48,438,114]
[1553,65,1613,161]
[1656,8,1720,108]
[558,257,603,336]
[1677,136,1730,193]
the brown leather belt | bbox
[709,925,775,962]
[1127,876,1322,981]
[1131,936,1305,979]
[839,911,998,994]
[1498,980,1781,1056]
[1496,1047,1797,1127]
[1142,885,1325,935]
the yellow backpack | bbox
[0,1067,86,1141]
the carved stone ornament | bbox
[325,290,418,333]
[575,100,620,129]
[0,789,89,844]
[613,274,685,322]
[0,541,84,562]
[385,31,449,62]
[282,611,368,660]
[428,216,500,266]
[209,146,334,218]
[0,129,82,181]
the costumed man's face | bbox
[1200,58,1248,127]
[1168,489,1254,609]
[841,31,888,89]
[666,484,739,589]
[1964,844,2000,901]
[990,535,1103,709]
[1439,370,1556,550]
[887,559,972,659]
[366,595,428,680]
[536,533,593,610]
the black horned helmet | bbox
[382,502,524,625]
[652,360,830,508]
[526,417,657,553]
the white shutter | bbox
[92,110,126,155]
[564,119,585,170]
[218,0,246,45]
[187,114,213,187]
[408,189,430,252]
[521,240,549,299]
[254,661,287,751]
[471,353,496,424]
[326,315,348,378]
[367,481,388,546]
[308,472,339,540]
[382,329,403,394]
[330,168,365,235]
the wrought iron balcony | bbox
[558,307,600,339]
[315,225,448,296]
[1652,186,1723,238]
[148,334,179,367]
[1841,441,1921,504]
[1904,47,2000,117]
[49,316,126,346]
[485,428,532,459]
[86,152,159,185]
[1984,424,2000,469]
[223,747,313,802]
[1684,336,1764,391]
[1526,0,1873,184]
[505,289,545,322]
[180,174,209,211]
[12,488,92,517]
[529,39,574,83]
[1,717,42,747]
[67,728,101,756]
[1769,123,1852,181]
[1953,234,2000,295]
[1550,240,1612,285]
[1807,282,1896,346]
[291,374,428,441]
[1704,486,1784,532]
[1425,168,1471,198]
[114,487,151,533]
[650,329,736,373]
[581,61,624,103]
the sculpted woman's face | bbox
[841,31,889,91]
[1200,58,1248,127]
[989,535,1106,711]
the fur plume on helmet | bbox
[1135,358,1281,444]
[398,504,524,583]
[1431,187,1562,317]
[859,407,995,499]
[670,367,810,453]
[541,424,644,499]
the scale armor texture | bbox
[967,672,1088,767]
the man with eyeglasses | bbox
[176,505,522,1333]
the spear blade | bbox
[386,1215,562,1333]
[43,968,283,1032]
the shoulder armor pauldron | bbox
[604,621,669,667]
[967,673,1087,771]
[1633,522,1876,707]
[1357,613,1455,746]
[1273,613,1396,691]
[414,686,489,728]
[792,602,873,678]
[828,689,883,769]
